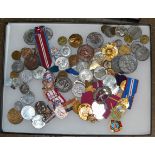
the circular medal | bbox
[32,115,46,129]
[119,45,131,55]
[76,61,89,72]
[111,56,123,73]
[114,39,123,48]
[55,57,69,70]
[58,36,67,46]
[14,101,23,111]
[77,44,94,62]
[124,35,133,43]
[119,55,138,74]
[54,105,68,119]
[110,120,122,132]
[131,41,143,53]
[68,54,79,67]
[21,48,33,59]
[94,66,106,80]
[21,106,35,120]
[102,75,117,87]
[32,66,46,80]
[43,71,55,83]
[12,60,24,73]
[7,108,23,124]
[20,91,35,105]
[20,70,33,83]
[101,25,115,37]
[60,45,72,57]
[86,32,104,48]
[19,83,30,94]
[128,26,142,40]
[10,71,19,79]
[140,35,149,44]
[23,29,35,45]
[68,34,83,48]
[79,69,93,82]
[55,77,73,92]
[35,101,47,114]
[72,80,85,97]
[11,50,21,60]
[12,77,22,88]
[115,26,128,37]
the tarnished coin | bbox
[12,77,22,88]
[76,61,89,72]
[111,56,123,73]
[102,60,112,69]
[77,44,94,61]
[79,69,93,82]
[54,105,68,119]
[14,101,23,111]
[72,80,85,97]
[135,46,150,61]
[140,35,149,44]
[20,70,33,83]
[115,26,128,37]
[58,36,67,46]
[11,50,21,60]
[32,66,46,80]
[20,91,35,105]
[68,34,83,48]
[43,71,55,83]
[102,75,117,88]
[86,32,104,48]
[110,120,122,133]
[21,106,35,120]
[55,57,69,70]
[128,26,142,40]
[114,39,123,47]
[45,27,53,40]
[60,45,72,57]
[119,45,131,55]
[24,54,39,70]
[12,60,24,73]
[35,101,47,114]
[32,115,45,129]
[23,29,35,45]
[10,71,19,79]
[101,25,115,37]
[131,41,143,53]
[124,35,133,43]
[19,83,30,94]
[94,66,106,80]
[21,48,33,59]
[55,77,73,92]
[119,54,138,74]
[57,71,68,78]
[7,108,23,124]
[68,54,79,67]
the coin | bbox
[119,45,131,55]
[60,45,72,57]
[102,75,116,87]
[20,91,35,105]
[32,66,46,80]
[23,29,35,45]
[10,71,19,79]
[110,120,122,132]
[140,35,149,44]
[124,35,133,43]
[131,41,143,53]
[119,54,138,74]
[68,34,83,48]
[114,39,123,47]
[7,108,23,124]
[55,77,73,92]
[21,106,35,120]
[94,66,106,80]
[45,27,53,40]
[135,46,150,61]
[93,51,105,65]
[77,44,94,61]
[72,80,85,97]
[115,26,128,37]
[101,25,115,37]
[32,115,45,129]
[86,32,104,48]
[19,83,30,94]
[76,61,89,72]
[128,26,142,40]
[11,50,21,60]
[14,101,23,111]
[57,71,68,78]
[12,77,22,88]
[35,101,47,114]
[20,70,33,83]
[68,54,79,67]
[12,60,24,73]
[79,69,93,82]
[21,48,33,59]
[111,56,123,73]
[58,36,67,46]
[55,57,69,70]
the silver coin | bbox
[131,41,143,53]
[114,39,123,47]
[119,54,138,74]
[111,56,123,73]
[32,115,45,129]
[94,66,106,80]
[102,75,117,88]
[19,82,30,94]
[14,101,23,111]
[93,51,105,64]
[54,105,68,119]
[128,26,142,40]
[23,29,35,45]
[135,46,150,61]
[21,105,35,120]
[115,26,128,37]
[86,32,104,48]
[76,61,89,72]
[101,26,115,37]
[32,66,46,80]
[60,45,72,57]
[12,77,22,88]
[20,70,33,83]
[12,60,24,73]
[55,57,69,70]
[45,27,53,40]
[79,69,93,82]
[20,91,35,105]
[72,80,85,97]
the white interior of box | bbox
[2,23,151,135]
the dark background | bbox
[0,18,154,137]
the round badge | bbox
[60,45,72,57]
[55,57,69,70]
[115,26,128,37]
[12,60,24,73]
[76,61,89,72]
[86,32,104,48]
[79,69,93,82]
[7,108,23,124]
[55,77,73,92]
[32,115,46,129]
[110,120,122,132]
[58,36,67,46]
[140,35,149,44]
[119,55,138,74]
[20,70,33,83]
[21,106,35,120]
[35,101,47,114]
[77,44,94,62]
[68,34,83,48]
[11,50,21,60]
[94,66,106,80]
[43,71,55,83]
[54,105,68,119]
[20,91,35,105]
[32,66,46,80]
[68,54,79,67]
[21,48,33,59]
[128,26,142,40]
[19,83,30,94]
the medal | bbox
[21,106,35,120]
[58,36,67,46]
[140,35,149,44]
[68,34,83,48]
[32,115,46,129]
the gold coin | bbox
[11,50,21,60]
[87,114,97,123]
[7,108,23,124]
[68,34,83,48]
[58,36,67,46]
[21,48,33,59]
[124,35,133,43]
[68,54,79,67]
[119,45,131,55]
[10,71,19,78]
[57,71,68,78]
[72,99,81,114]
[140,35,149,44]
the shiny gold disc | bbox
[140,35,149,44]
[11,50,21,60]
[118,45,131,55]
[68,34,83,48]
[58,36,67,46]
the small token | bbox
[32,115,45,129]
[10,71,19,79]
[55,57,69,70]
[14,101,23,111]
[19,83,30,94]
[68,34,83,48]
[32,66,46,80]
[58,36,67,46]
[21,106,35,120]
[110,120,122,132]
[77,44,94,62]
[128,26,142,40]
[20,70,33,83]
[68,55,79,67]
[20,91,35,105]
[140,35,149,44]
[79,69,93,82]
[7,108,23,124]
[115,26,128,37]
[54,105,68,119]
[119,45,131,55]
[72,80,85,97]
[86,32,104,48]
[12,60,24,73]
[76,61,89,72]
[124,35,133,43]
[57,71,68,78]
[11,50,21,60]
[60,45,72,57]
[21,48,33,59]
[94,66,106,80]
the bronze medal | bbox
[140,35,149,44]
[11,50,21,60]
[68,34,83,48]
[68,54,79,67]
[21,48,33,59]
[58,36,67,46]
